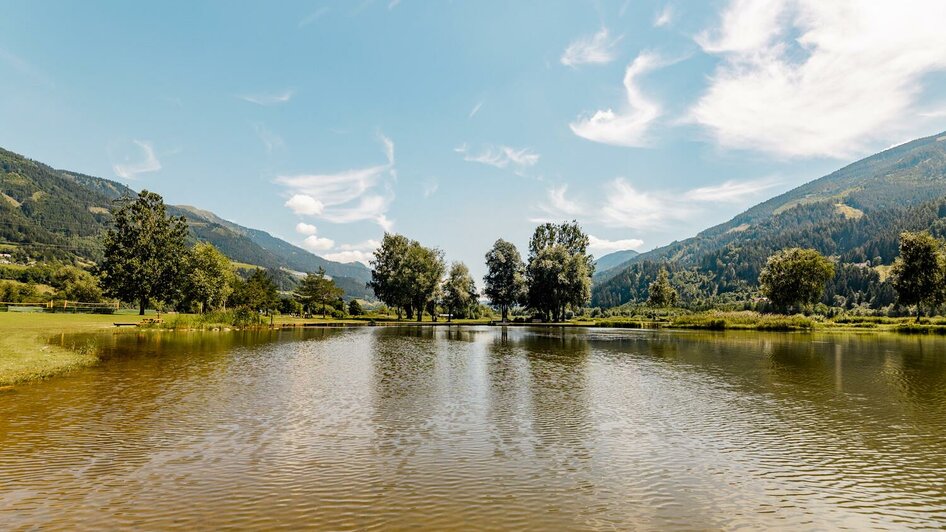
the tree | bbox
[890,231,946,321]
[758,248,835,313]
[526,221,594,321]
[647,268,678,307]
[443,262,477,321]
[484,239,527,322]
[97,190,189,314]
[53,266,103,303]
[294,267,345,318]
[181,242,235,313]
[348,299,364,316]
[404,241,445,322]
[369,233,412,318]
[229,269,279,315]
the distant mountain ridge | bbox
[592,130,946,307]
[0,146,371,292]
[594,249,639,275]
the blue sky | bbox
[2,0,946,280]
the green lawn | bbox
[0,312,137,387]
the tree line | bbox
[91,190,357,319]
[632,230,946,321]
[368,221,595,322]
[79,190,946,323]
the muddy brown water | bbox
[2,326,946,529]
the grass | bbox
[0,312,137,387]
[668,311,818,331]
[2,307,943,387]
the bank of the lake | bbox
[0,313,135,387]
[4,310,945,387]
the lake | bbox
[2,326,946,529]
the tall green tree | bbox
[404,241,446,322]
[890,231,946,321]
[97,190,189,315]
[443,262,477,321]
[368,233,412,318]
[484,239,527,322]
[526,221,594,321]
[182,242,235,313]
[759,248,835,313]
[294,267,345,317]
[647,268,678,307]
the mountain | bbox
[594,249,639,275]
[0,146,372,294]
[592,130,946,308]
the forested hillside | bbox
[0,147,371,294]
[592,131,946,309]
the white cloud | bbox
[588,235,644,253]
[690,0,946,158]
[295,222,317,235]
[599,178,689,230]
[254,123,284,154]
[238,89,294,106]
[285,194,324,216]
[468,100,484,118]
[561,28,622,68]
[539,185,584,217]
[324,250,373,265]
[456,143,540,175]
[683,178,781,202]
[534,177,777,230]
[324,239,381,265]
[570,52,665,147]
[388,0,401,10]
[654,5,674,27]
[112,140,162,180]
[277,134,396,230]
[302,235,335,252]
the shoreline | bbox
[3,311,945,388]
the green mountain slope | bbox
[0,146,371,293]
[592,130,946,308]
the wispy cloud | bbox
[0,47,53,88]
[690,0,946,158]
[238,89,294,106]
[570,52,666,147]
[468,100,484,119]
[254,123,285,154]
[534,176,778,230]
[588,235,644,254]
[388,0,401,9]
[561,28,622,68]
[112,140,162,180]
[654,5,674,27]
[278,133,396,230]
[683,178,781,202]
[456,143,539,175]
[422,178,439,198]
[299,7,330,27]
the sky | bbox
[2,0,946,281]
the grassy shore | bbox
[4,309,945,387]
[0,312,140,387]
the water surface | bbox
[2,327,946,529]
